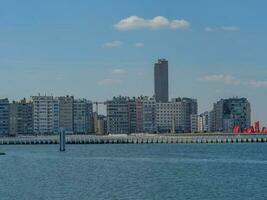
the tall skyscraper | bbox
[154,59,169,103]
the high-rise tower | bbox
[154,59,169,102]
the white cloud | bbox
[134,42,144,48]
[169,19,190,29]
[199,75,267,88]
[98,79,122,86]
[198,74,240,85]
[248,80,267,88]
[114,16,190,30]
[111,69,128,75]
[205,27,217,32]
[221,26,240,32]
[103,40,123,48]
[205,26,240,32]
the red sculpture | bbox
[233,126,241,134]
[262,127,267,134]
[233,121,267,134]
[244,126,254,134]
[254,121,260,133]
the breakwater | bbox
[0,134,267,145]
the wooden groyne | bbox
[0,134,267,145]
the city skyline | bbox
[1,0,267,123]
[1,2,267,200]
[1,94,252,135]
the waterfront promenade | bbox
[1,133,267,145]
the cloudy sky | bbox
[0,0,267,123]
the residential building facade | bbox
[156,98,198,133]
[128,98,137,133]
[156,101,186,133]
[211,98,251,132]
[190,114,198,133]
[191,111,210,133]
[32,95,59,135]
[9,99,33,136]
[73,99,93,134]
[0,98,9,136]
[58,95,74,134]
[142,97,157,133]
[106,96,129,134]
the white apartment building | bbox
[191,112,210,133]
[190,114,198,133]
[156,101,185,133]
[142,97,157,133]
[156,98,197,133]
[32,95,59,135]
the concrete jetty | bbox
[0,134,267,145]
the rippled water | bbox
[0,144,267,200]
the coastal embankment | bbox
[0,134,267,145]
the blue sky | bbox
[1,0,267,123]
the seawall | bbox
[0,134,267,145]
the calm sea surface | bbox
[0,144,267,200]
